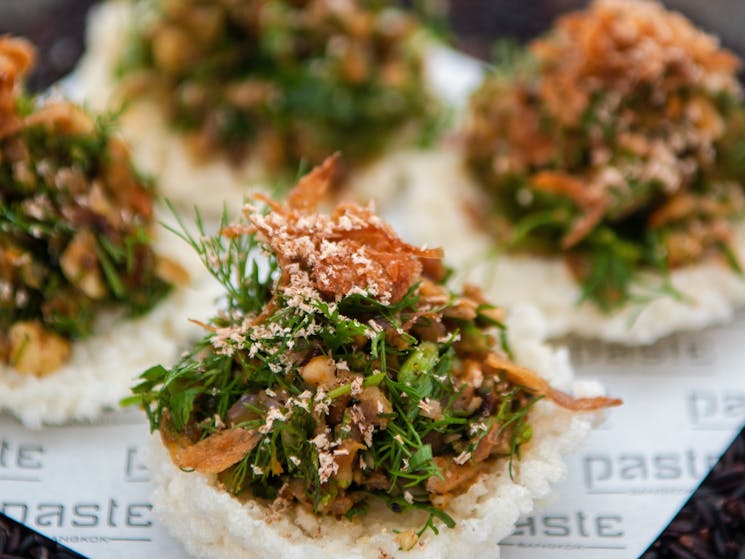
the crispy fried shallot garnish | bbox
[161,415,261,474]
[285,152,339,211]
[0,37,34,138]
[224,154,444,304]
[485,353,623,411]
[532,171,608,248]
[532,0,741,124]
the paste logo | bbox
[688,389,745,430]
[582,450,718,494]
[0,438,44,482]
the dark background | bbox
[2,0,745,91]
[1,1,744,557]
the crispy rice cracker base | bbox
[146,306,603,559]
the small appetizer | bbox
[402,0,745,345]
[131,155,619,558]
[76,0,442,214]
[0,37,216,427]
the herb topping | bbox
[0,37,183,376]
[116,0,439,176]
[129,155,619,541]
[465,0,745,310]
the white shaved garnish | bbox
[417,398,443,420]
[259,407,287,434]
[350,376,363,396]
[350,405,374,447]
[453,451,472,465]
